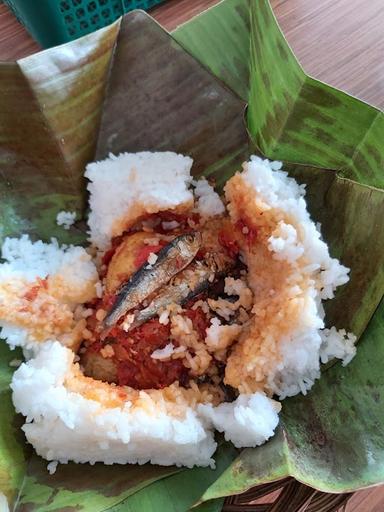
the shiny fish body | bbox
[129,263,213,330]
[104,232,201,327]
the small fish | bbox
[128,262,213,330]
[103,232,201,327]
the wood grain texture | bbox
[0,0,383,510]
[272,0,384,110]
[0,0,383,109]
[0,3,40,59]
[348,484,384,512]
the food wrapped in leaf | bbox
[1,0,383,509]
[0,151,355,468]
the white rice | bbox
[56,211,76,230]
[205,318,242,352]
[199,393,280,448]
[47,460,59,475]
[95,282,104,298]
[1,152,357,469]
[0,236,98,353]
[244,156,350,300]
[85,152,194,250]
[11,342,279,467]
[158,308,170,325]
[224,156,355,398]
[0,493,9,512]
[151,342,175,360]
[320,327,356,366]
[0,235,97,290]
[193,178,225,219]
[121,314,135,332]
[208,277,253,321]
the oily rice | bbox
[1,152,355,469]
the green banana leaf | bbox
[0,0,383,510]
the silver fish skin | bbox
[128,263,213,330]
[103,232,201,327]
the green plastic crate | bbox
[3,0,165,48]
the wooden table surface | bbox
[0,0,383,510]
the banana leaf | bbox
[0,0,383,510]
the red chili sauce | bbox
[83,211,237,390]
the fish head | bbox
[177,231,202,258]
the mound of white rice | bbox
[11,342,279,467]
[85,152,195,250]
[0,235,95,285]
[224,156,356,398]
[0,151,356,469]
[193,178,225,219]
[0,235,98,353]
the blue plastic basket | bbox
[4,0,165,48]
